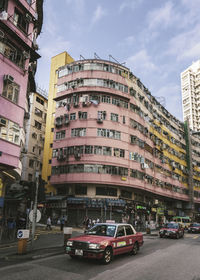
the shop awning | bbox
[106,198,126,207]
[67,197,89,204]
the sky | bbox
[35,0,200,121]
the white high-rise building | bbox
[181,60,200,131]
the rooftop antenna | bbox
[109,54,126,66]
[94,52,101,59]
[80,55,85,60]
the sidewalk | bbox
[0,225,84,262]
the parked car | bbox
[65,223,144,264]
[159,222,184,239]
[188,223,200,233]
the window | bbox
[71,128,86,137]
[97,111,106,120]
[121,190,132,199]
[116,226,125,237]
[28,173,32,181]
[0,40,25,68]
[2,79,19,104]
[29,159,34,168]
[78,111,87,120]
[85,145,93,154]
[70,113,76,120]
[0,117,20,145]
[56,130,65,140]
[123,116,126,124]
[51,128,54,132]
[36,96,44,105]
[125,225,134,235]
[13,8,29,33]
[34,120,42,130]
[35,108,43,118]
[111,113,118,122]
[49,159,51,164]
[103,146,112,156]
[97,129,121,140]
[114,148,124,158]
[96,187,117,196]
[75,185,87,195]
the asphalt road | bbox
[0,233,200,280]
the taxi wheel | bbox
[131,242,138,255]
[102,247,113,264]
[176,233,180,239]
[70,255,76,259]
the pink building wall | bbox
[0,0,38,170]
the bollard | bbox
[18,238,28,254]
[63,227,72,246]
[146,227,151,234]
[17,229,30,254]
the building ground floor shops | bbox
[45,183,200,229]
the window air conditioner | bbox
[0,11,8,20]
[4,75,14,82]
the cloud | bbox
[127,49,157,74]
[147,1,176,30]
[38,36,72,61]
[166,24,200,61]
[91,5,106,25]
[119,0,143,13]
[118,35,135,47]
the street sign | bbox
[17,229,30,239]
[29,209,41,223]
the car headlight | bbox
[89,243,100,249]
[67,241,73,246]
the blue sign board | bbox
[0,197,4,208]
[17,230,23,238]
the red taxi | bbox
[65,223,144,264]
[159,222,184,239]
[188,223,200,233]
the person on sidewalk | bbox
[46,216,52,230]
[60,216,65,231]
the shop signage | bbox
[157,208,164,215]
[136,205,146,210]
[17,229,30,239]
[121,177,127,181]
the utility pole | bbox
[31,171,39,249]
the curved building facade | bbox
[50,58,200,226]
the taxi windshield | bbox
[87,224,116,237]
[165,223,178,229]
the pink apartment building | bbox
[50,58,200,226]
[0,0,43,213]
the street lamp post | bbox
[31,171,39,249]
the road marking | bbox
[192,236,199,239]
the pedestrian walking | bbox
[46,216,52,230]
